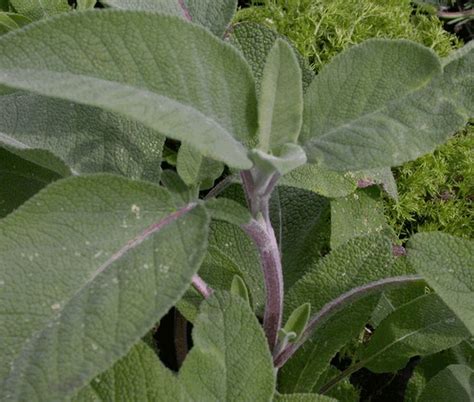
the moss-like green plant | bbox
[235,0,460,71]
[236,0,472,239]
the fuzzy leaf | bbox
[100,0,185,15]
[205,197,252,226]
[0,175,209,401]
[183,0,237,37]
[250,144,307,175]
[10,0,70,20]
[74,341,184,401]
[419,365,474,402]
[0,147,61,218]
[230,275,250,305]
[0,92,164,181]
[280,235,396,392]
[258,39,303,152]
[0,12,30,34]
[408,232,474,334]
[359,293,470,373]
[177,142,224,190]
[0,11,257,169]
[330,187,391,249]
[283,303,311,342]
[228,22,314,93]
[302,39,469,171]
[179,292,276,400]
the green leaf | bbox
[408,232,474,334]
[358,293,470,373]
[0,11,257,169]
[314,366,360,402]
[274,393,337,401]
[279,235,396,392]
[76,0,96,10]
[204,197,252,226]
[177,142,224,190]
[258,39,303,152]
[98,0,184,15]
[419,365,474,402]
[301,39,468,171]
[282,303,311,343]
[0,0,8,11]
[229,22,314,93]
[0,147,61,218]
[330,187,391,249]
[250,144,307,176]
[0,92,164,181]
[179,292,276,401]
[160,170,196,204]
[0,12,30,34]
[270,185,331,289]
[74,341,184,401]
[10,0,70,20]
[230,275,250,305]
[0,175,210,400]
[183,0,237,37]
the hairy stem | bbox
[241,170,283,352]
[274,275,424,368]
[203,174,237,200]
[192,274,213,299]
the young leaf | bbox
[230,275,250,305]
[73,341,184,401]
[0,175,210,401]
[250,144,307,176]
[418,365,474,402]
[279,235,396,392]
[0,147,61,218]
[408,232,474,334]
[0,92,164,181]
[177,142,224,190]
[10,0,70,20]
[301,39,469,171]
[258,39,303,153]
[0,12,30,34]
[330,187,392,249]
[282,303,311,343]
[229,22,314,93]
[0,11,257,169]
[358,293,470,373]
[178,292,276,401]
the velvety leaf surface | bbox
[302,39,469,171]
[359,293,470,373]
[184,0,237,37]
[0,10,257,169]
[100,0,185,15]
[258,39,303,152]
[179,292,276,401]
[177,142,224,190]
[73,341,184,401]
[270,186,331,289]
[330,188,390,249]
[0,92,164,181]
[10,0,70,20]
[408,232,474,334]
[0,147,61,217]
[0,175,209,401]
[279,235,396,392]
[204,197,252,226]
[228,22,314,93]
[418,365,474,402]
[0,12,30,34]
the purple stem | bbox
[274,275,424,368]
[177,0,193,21]
[192,274,213,299]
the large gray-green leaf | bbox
[100,0,184,15]
[419,365,474,402]
[302,39,469,171]
[179,292,276,401]
[10,0,70,20]
[0,12,30,34]
[0,10,257,169]
[270,185,330,289]
[0,175,210,401]
[330,187,391,249]
[358,293,470,373]
[0,92,164,181]
[258,39,303,152]
[74,341,184,401]
[279,235,396,393]
[228,22,314,93]
[0,147,61,218]
[408,232,474,334]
